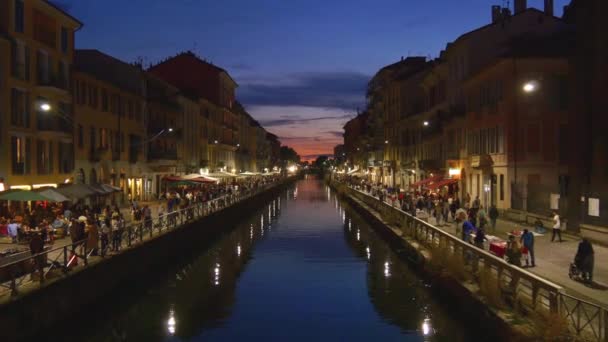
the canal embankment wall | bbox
[329,181,547,342]
[0,177,297,342]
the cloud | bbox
[259,114,352,127]
[325,131,343,138]
[239,71,369,110]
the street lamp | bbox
[384,140,388,144]
[40,102,52,112]
[522,80,539,93]
[423,121,429,127]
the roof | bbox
[149,51,238,87]
[74,50,144,96]
[500,31,573,58]
[452,8,563,45]
[43,0,83,29]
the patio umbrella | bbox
[56,184,97,200]
[101,184,122,193]
[36,188,71,202]
[0,190,56,202]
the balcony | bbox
[37,115,71,134]
[36,73,69,93]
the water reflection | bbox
[52,177,470,342]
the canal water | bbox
[57,176,473,341]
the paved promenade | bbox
[433,216,608,306]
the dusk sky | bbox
[58,0,569,160]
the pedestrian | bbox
[474,226,487,250]
[478,205,488,229]
[29,232,45,282]
[505,235,522,267]
[462,216,476,243]
[111,216,121,252]
[86,219,99,256]
[520,229,535,267]
[100,218,110,257]
[574,238,594,283]
[551,211,563,242]
[489,204,499,233]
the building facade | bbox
[72,49,147,200]
[0,0,81,191]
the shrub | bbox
[532,310,573,342]
[479,265,505,309]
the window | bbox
[11,88,29,127]
[77,125,83,148]
[88,85,96,108]
[11,41,29,80]
[14,0,24,33]
[90,127,96,152]
[58,142,73,174]
[61,27,69,53]
[11,136,30,175]
[500,174,504,201]
[101,89,108,111]
[49,141,54,174]
[36,140,48,174]
[36,50,51,85]
[127,100,134,119]
[58,61,68,89]
[100,128,108,149]
[80,81,87,105]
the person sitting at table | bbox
[505,235,522,267]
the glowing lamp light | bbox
[423,121,429,126]
[40,103,51,112]
[422,318,433,336]
[448,168,461,177]
[288,165,297,173]
[523,81,538,93]
[231,168,236,173]
[168,127,174,132]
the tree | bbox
[280,146,300,164]
[313,155,329,168]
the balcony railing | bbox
[37,72,69,90]
[37,115,71,133]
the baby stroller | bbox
[568,262,582,281]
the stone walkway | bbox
[392,200,608,307]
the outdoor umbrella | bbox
[36,188,71,202]
[101,184,122,193]
[0,190,56,202]
[56,184,97,200]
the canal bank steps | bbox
[330,180,606,342]
[0,176,298,341]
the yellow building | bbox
[0,0,81,190]
[72,49,147,201]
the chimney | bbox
[544,0,554,16]
[514,0,526,14]
[491,5,501,23]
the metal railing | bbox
[0,180,283,300]
[336,181,608,342]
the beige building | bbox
[72,49,147,201]
[0,0,81,191]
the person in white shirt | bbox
[551,211,563,242]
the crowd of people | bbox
[339,175,595,283]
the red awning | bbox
[409,175,443,188]
[189,177,217,184]
[427,178,458,190]
[163,176,184,182]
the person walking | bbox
[505,235,522,267]
[575,238,594,283]
[489,204,499,233]
[520,229,535,267]
[551,211,563,242]
[474,226,487,250]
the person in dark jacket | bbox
[575,239,594,283]
[29,232,45,282]
[489,205,499,232]
[474,227,487,249]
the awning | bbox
[347,167,360,175]
[100,184,122,193]
[427,178,458,190]
[36,188,71,202]
[409,175,443,188]
[56,184,97,200]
